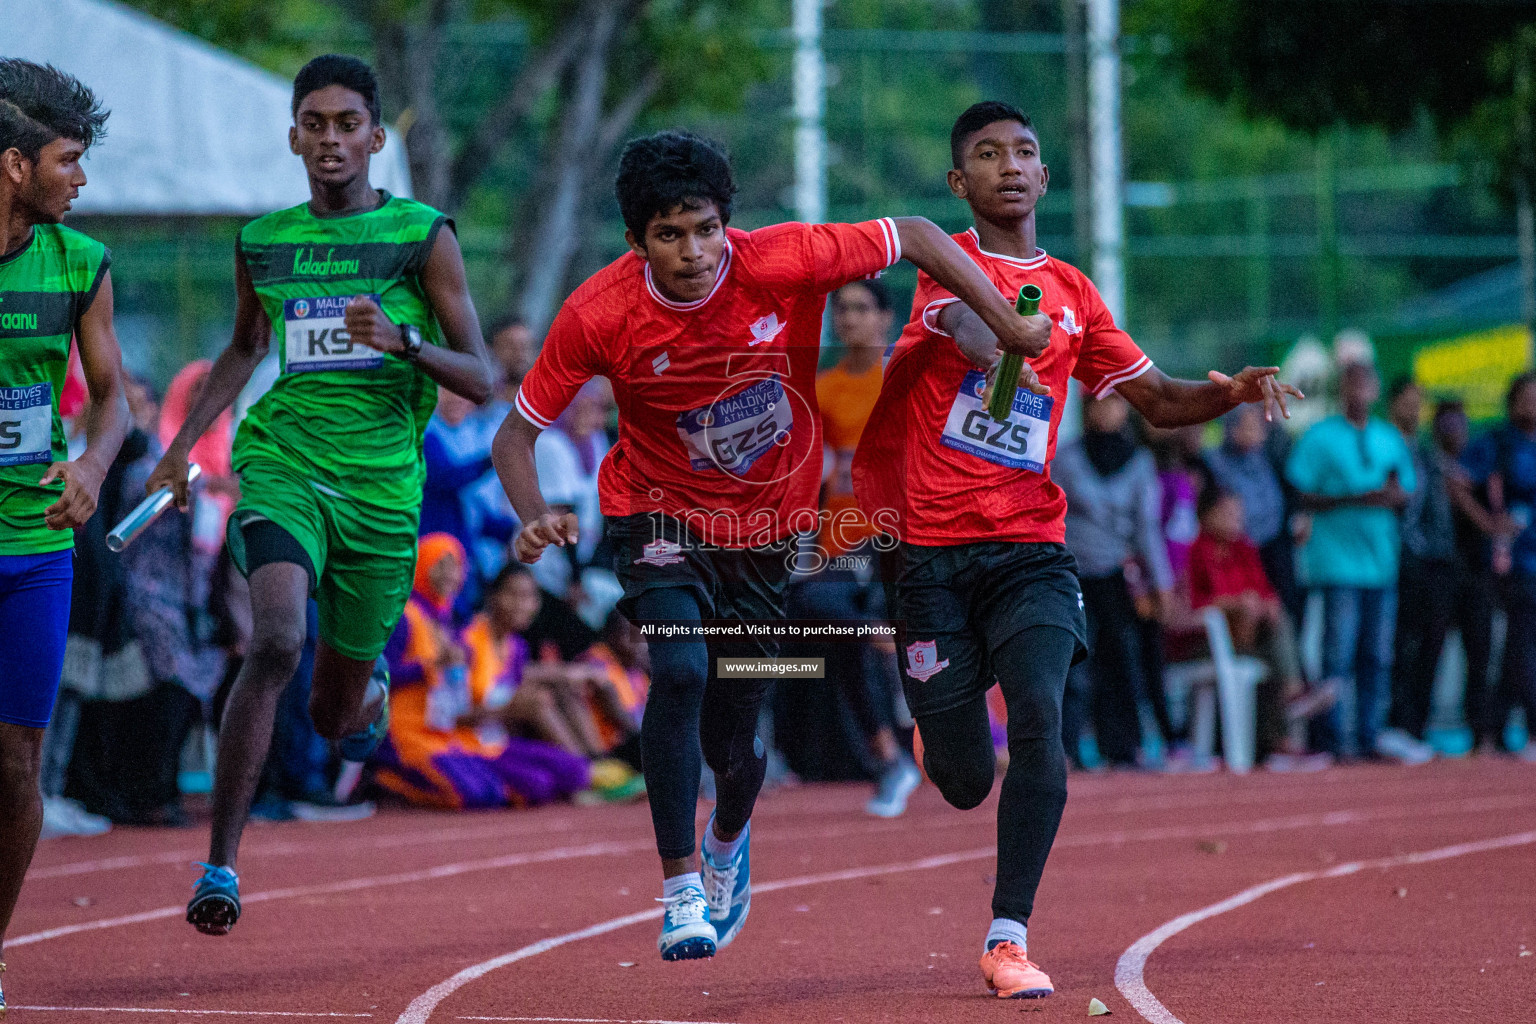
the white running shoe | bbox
[865,755,922,817]
[656,885,716,961]
[1373,728,1434,765]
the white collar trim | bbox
[644,242,734,311]
[966,228,1048,268]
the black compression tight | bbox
[636,586,769,860]
[915,625,1077,924]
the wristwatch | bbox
[399,323,424,362]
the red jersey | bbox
[517,219,901,548]
[1187,532,1277,609]
[853,229,1151,546]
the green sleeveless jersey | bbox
[235,192,448,513]
[0,224,110,555]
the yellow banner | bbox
[1413,324,1532,421]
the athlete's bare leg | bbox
[207,562,308,868]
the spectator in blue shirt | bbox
[1460,371,1536,760]
[422,386,497,619]
[1287,362,1423,761]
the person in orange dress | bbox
[372,534,590,808]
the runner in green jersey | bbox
[0,60,129,1012]
[146,55,494,937]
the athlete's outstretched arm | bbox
[893,217,1053,360]
[343,226,495,404]
[145,254,270,509]
[1117,365,1304,428]
[41,271,129,530]
[491,409,578,564]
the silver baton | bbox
[106,462,203,552]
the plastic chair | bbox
[1160,607,1270,773]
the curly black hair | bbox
[0,59,108,161]
[615,130,736,241]
[292,54,381,125]
[950,100,1033,169]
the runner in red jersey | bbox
[493,130,1052,962]
[853,102,1302,1000]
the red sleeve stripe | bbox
[1093,357,1154,397]
[921,296,961,336]
[877,217,901,268]
[514,387,556,429]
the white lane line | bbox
[9,839,651,948]
[456,1018,746,1023]
[19,791,1534,950]
[394,847,995,1024]
[28,820,583,881]
[1113,828,1536,1024]
[13,1008,372,1017]
[1056,791,1534,851]
[33,781,1533,884]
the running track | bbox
[10,758,1536,1023]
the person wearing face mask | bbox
[1055,392,1174,769]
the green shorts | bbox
[227,459,419,662]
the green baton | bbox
[985,284,1044,422]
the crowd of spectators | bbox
[1056,359,1536,772]
[39,305,1536,839]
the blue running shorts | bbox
[0,549,74,728]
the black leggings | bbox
[637,586,769,860]
[917,625,1077,925]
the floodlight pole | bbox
[1087,0,1125,322]
[793,0,827,224]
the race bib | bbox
[675,375,793,475]
[0,383,54,467]
[940,369,1052,473]
[283,295,386,373]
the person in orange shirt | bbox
[795,279,922,817]
[817,280,893,557]
[580,610,649,771]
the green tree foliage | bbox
[1129,0,1532,133]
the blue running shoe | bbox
[187,862,241,936]
[336,657,390,762]
[701,813,751,950]
[1,959,8,1018]
[656,884,716,960]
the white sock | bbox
[703,822,747,863]
[662,872,702,899]
[985,918,1028,952]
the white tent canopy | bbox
[2,0,412,215]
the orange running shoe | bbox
[979,941,1054,999]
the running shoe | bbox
[1373,728,1434,765]
[865,754,922,818]
[336,657,391,762]
[656,884,717,960]
[979,941,1054,999]
[1,959,7,1018]
[701,813,752,949]
[187,862,241,936]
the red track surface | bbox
[11,758,1536,1023]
